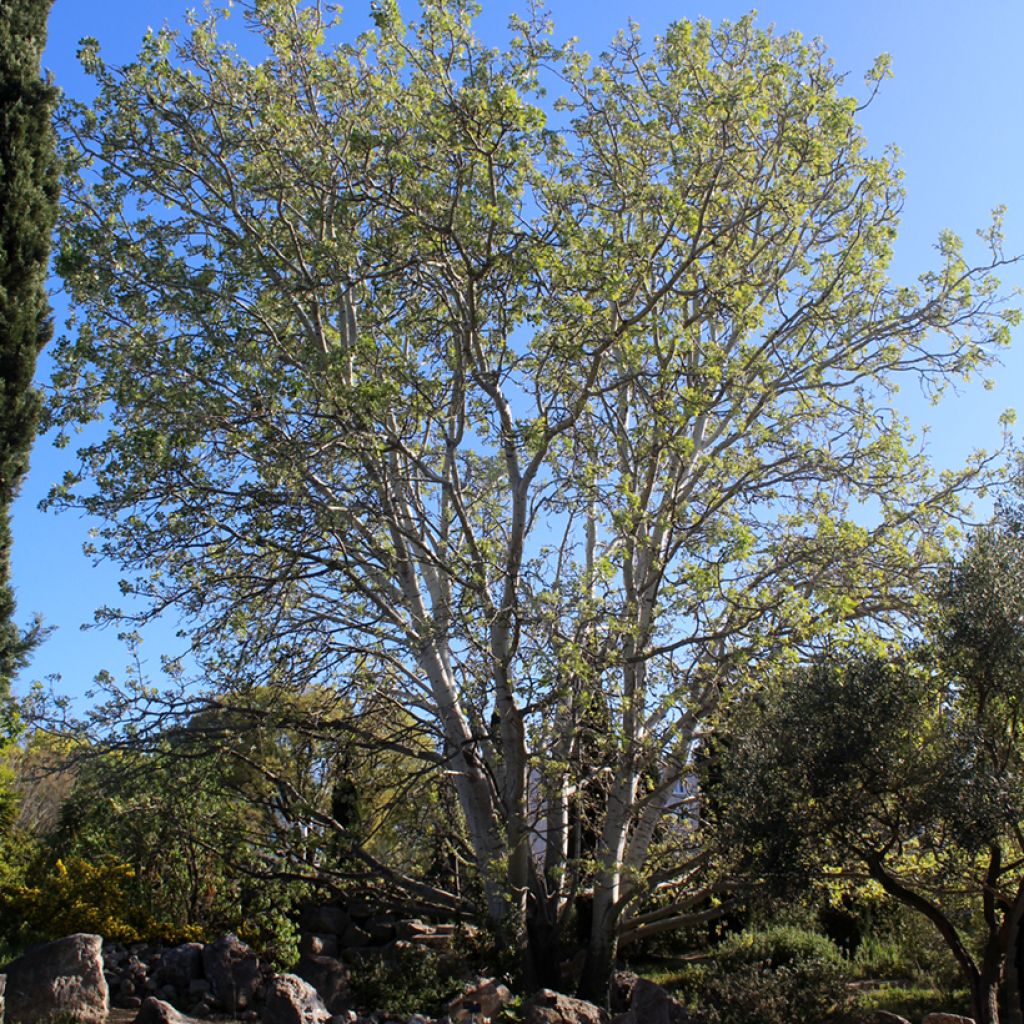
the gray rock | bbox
[295,956,350,1014]
[155,943,205,992]
[628,979,689,1024]
[524,989,608,1024]
[132,997,204,1024]
[922,1016,975,1024]
[202,933,260,1012]
[2,932,109,1024]
[263,973,331,1024]
[1,973,6,1024]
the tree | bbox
[0,0,58,698]
[50,0,1019,995]
[712,503,1024,1024]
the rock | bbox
[608,971,638,1014]
[301,934,340,959]
[263,974,331,1024]
[295,956,350,1014]
[628,979,689,1024]
[132,995,205,1023]
[303,906,351,936]
[447,977,512,1021]
[202,933,260,1012]
[189,979,211,998]
[340,924,372,949]
[524,989,608,1024]
[155,943,205,993]
[1,973,6,1024]
[363,917,397,944]
[2,932,109,1024]
[122,996,143,1009]
[922,1017,975,1024]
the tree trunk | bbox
[578,914,617,1004]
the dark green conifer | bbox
[0,0,57,702]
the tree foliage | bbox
[50,0,1019,993]
[0,0,58,694]
[712,495,1024,1024]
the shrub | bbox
[698,925,853,1024]
[1,856,205,946]
[347,944,462,1016]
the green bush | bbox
[347,944,461,1016]
[697,925,853,1024]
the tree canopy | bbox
[712,492,1024,1024]
[50,0,1019,993]
[0,0,57,704]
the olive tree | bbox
[50,0,1018,994]
[711,504,1024,1024]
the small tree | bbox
[713,506,1024,1024]
[0,0,58,696]
[51,0,1019,993]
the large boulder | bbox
[2,933,109,1024]
[263,974,330,1024]
[447,977,512,1021]
[610,979,690,1024]
[132,997,204,1023]
[154,942,205,992]
[202,933,260,1012]
[922,1016,975,1024]
[295,956,349,1014]
[524,989,608,1024]
[1,973,6,1024]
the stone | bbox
[2,932,109,1024]
[133,998,203,1023]
[629,979,689,1024]
[1,973,6,1024]
[363,917,397,944]
[922,1016,975,1024]
[263,973,331,1024]
[302,906,351,936]
[608,972,638,1014]
[155,943,205,993]
[301,934,340,959]
[523,989,608,1024]
[295,956,350,1014]
[447,977,512,1021]
[202,933,260,1012]
[340,924,372,949]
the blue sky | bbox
[12,0,1024,702]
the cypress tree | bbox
[0,0,57,704]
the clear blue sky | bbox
[12,0,1024,703]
